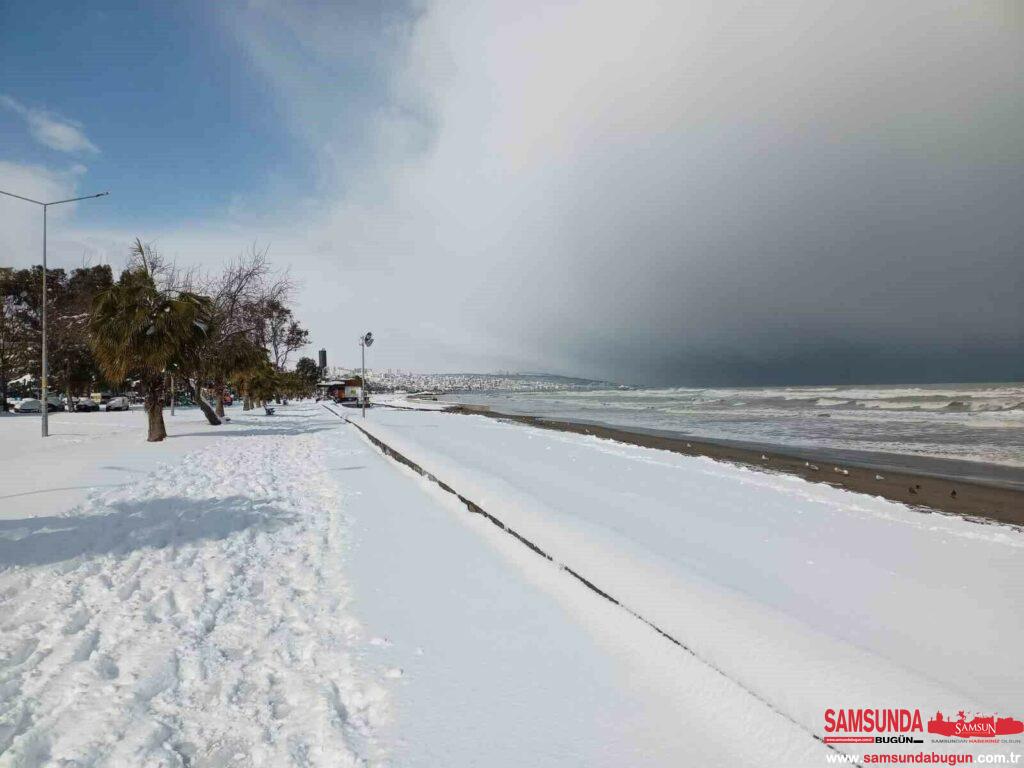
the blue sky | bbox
[0,1,413,231]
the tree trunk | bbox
[0,320,7,412]
[145,379,167,442]
[0,346,8,412]
[215,376,225,417]
[243,392,253,411]
[192,379,221,425]
[66,363,73,413]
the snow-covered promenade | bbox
[1,403,1021,766]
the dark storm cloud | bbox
[541,125,1024,384]
[416,0,1024,385]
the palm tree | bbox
[88,247,212,442]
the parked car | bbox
[13,398,60,412]
[74,398,100,412]
[105,396,130,411]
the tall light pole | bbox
[0,188,109,437]
[359,331,373,418]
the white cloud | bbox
[0,161,79,264]
[1,95,99,154]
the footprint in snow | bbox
[62,607,91,635]
[94,654,119,680]
[73,629,100,662]
[2,638,39,668]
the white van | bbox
[105,396,130,411]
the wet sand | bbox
[442,404,1024,527]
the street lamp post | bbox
[359,331,373,418]
[0,188,109,437]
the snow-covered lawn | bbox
[2,403,1021,765]
[1,408,222,522]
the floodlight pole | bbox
[42,203,47,431]
[359,331,373,418]
[0,188,109,437]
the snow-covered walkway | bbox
[1,408,383,766]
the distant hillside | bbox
[361,370,620,394]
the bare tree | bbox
[191,244,292,420]
[265,300,309,371]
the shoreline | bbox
[440,403,1024,527]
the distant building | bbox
[317,376,363,403]
[318,348,327,374]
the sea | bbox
[439,382,1024,484]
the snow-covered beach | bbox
[2,403,1022,766]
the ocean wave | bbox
[453,381,1024,467]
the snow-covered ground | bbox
[2,403,1021,765]
[1,407,386,766]
[354,405,1024,757]
[0,408,226,522]
[327,408,826,766]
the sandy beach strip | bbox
[439,404,1024,526]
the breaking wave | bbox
[447,381,1024,467]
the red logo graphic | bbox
[822,709,925,745]
[824,709,923,734]
[928,710,1024,738]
